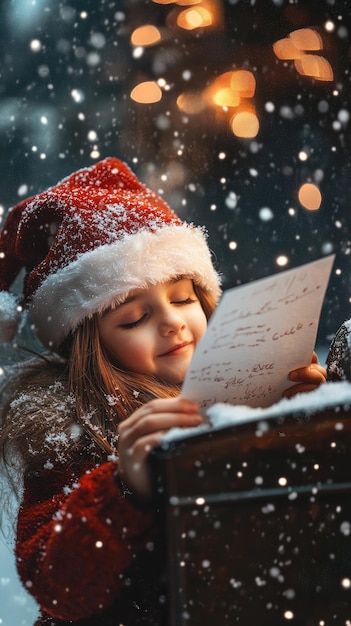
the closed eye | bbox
[120,298,196,328]
[172,298,197,305]
[120,314,147,329]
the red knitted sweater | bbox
[16,458,167,626]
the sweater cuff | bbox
[113,467,155,511]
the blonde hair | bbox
[67,283,216,455]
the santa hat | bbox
[0,157,221,349]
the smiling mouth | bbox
[159,342,192,357]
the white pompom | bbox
[0,291,21,343]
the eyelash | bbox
[120,298,196,329]
[174,297,196,305]
[121,315,147,330]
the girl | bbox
[0,157,326,626]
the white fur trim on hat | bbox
[29,224,221,349]
[0,291,22,343]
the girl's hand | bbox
[283,351,326,399]
[117,397,202,502]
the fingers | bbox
[289,363,326,384]
[118,410,202,456]
[118,398,202,445]
[119,397,199,430]
[284,353,327,400]
[117,398,203,500]
[311,351,318,364]
[282,383,321,399]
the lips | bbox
[159,341,192,357]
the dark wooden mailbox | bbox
[152,401,351,625]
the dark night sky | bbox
[1,0,351,354]
[0,1,351,622]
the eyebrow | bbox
[103,277,188,316]
[119,293,140,306]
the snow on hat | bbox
[0,157,221,349]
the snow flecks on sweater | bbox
[8,379,86,466]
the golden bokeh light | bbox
[176,92,206,114]
[130,25,162,47]
[273,28,333,82]
[213,87,240,107]
[204,72,236,106]
[205,70,255,108]
[273,28,323,60]
[130,81,163,104]
[175,0,202,4]
[294,55,334,81]
[289,28,323,51]
[230,70,256,98]
[231,109,259,138]
[203,69,258,137]
[207,71,235,90]
[177,7,213,30]
[152,0,201,3]
[298,183,322,210]
[273,38,302,60]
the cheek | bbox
[111,332,151,369]
[193,309,208,341]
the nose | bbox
[158,306,186,336]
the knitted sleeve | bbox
[16,459,155,622]
[326,319,351,382]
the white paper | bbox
[181,255,335,409]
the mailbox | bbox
[152,403,351,625]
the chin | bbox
[160,374,184,386]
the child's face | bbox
[97,278,207,384]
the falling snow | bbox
[1,0,351,624]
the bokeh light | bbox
[2,3,351,620]
[290,28,323,51]
[177,7,213,30]
[131,25,162,47]
[276,255,289,267]
[298,183,322,211]
[231,110,259,138]
[176,92,206,114]
[294,55,333,81]
[130,81,163,103]
[273,27,333,82]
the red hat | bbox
[0,157,221,349]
